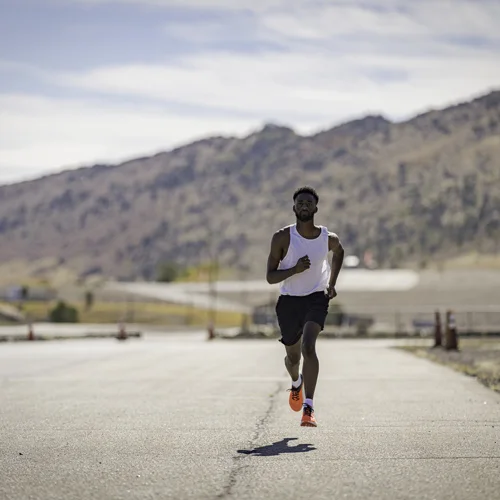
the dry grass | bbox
[0,259,78,287]
[400,338,500,393]
[439,252,500,270]
[5,300,246,328]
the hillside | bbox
[0,90,499,281]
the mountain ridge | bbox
[1,88,499,281]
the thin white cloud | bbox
[56,49,500,120]
[58,0,500,39]
[53,0,500,120]
[261,1,500,40]
[262,6,426,39]
[55,0,500,23]
[0,94,262,182]
[54,0,292,11]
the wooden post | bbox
[445,310,458,350]
[207,321,215,341]
[27,322,34,341]
[117,322,127,341]
[433,311,442,348]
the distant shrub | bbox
[156,260,199,282]
[156,261,182,282]
[49,301,79,323]
[85,291,94,311]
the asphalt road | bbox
[0,323,138,341]
[1,333,500,500]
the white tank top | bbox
[278,224,331,296]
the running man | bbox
[266,186,344,427]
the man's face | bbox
[293,193,317,222]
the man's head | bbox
[293,186,319,222]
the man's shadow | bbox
[237,438,316,457]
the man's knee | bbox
[302,321,320,359]
[285,352,301,366]
[301,341,316,359]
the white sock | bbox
[304,398,314,409]
[292,374,302,389]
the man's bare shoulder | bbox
[274,225,292,238]
[270,225,291,248]
[327,231,343,251]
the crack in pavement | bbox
[216,381,285,499]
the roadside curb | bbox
[0,331,142,343]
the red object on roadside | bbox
[117,322,127,341]
[207,323,215,341]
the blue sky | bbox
[1,0,499,184]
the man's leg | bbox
[284,334,304,411]
[301,321,321,402]
[300,321,321,427]
[275,295,305,411]
[284,335,301,382]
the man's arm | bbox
[266,230,310,284]
[327,232,345,297]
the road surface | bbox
[1,333,499,499]
[0,323,139,341]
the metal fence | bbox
[252,303,500,337]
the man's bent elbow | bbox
[266,271,279,285]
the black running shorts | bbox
[275,291,330,346]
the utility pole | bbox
[239,263,250,333]
[208,256,218,331]
[207,221,218,338]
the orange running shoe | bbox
[288,377,303,412]
[300,404,317,427]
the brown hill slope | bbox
[0,90,499,280]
